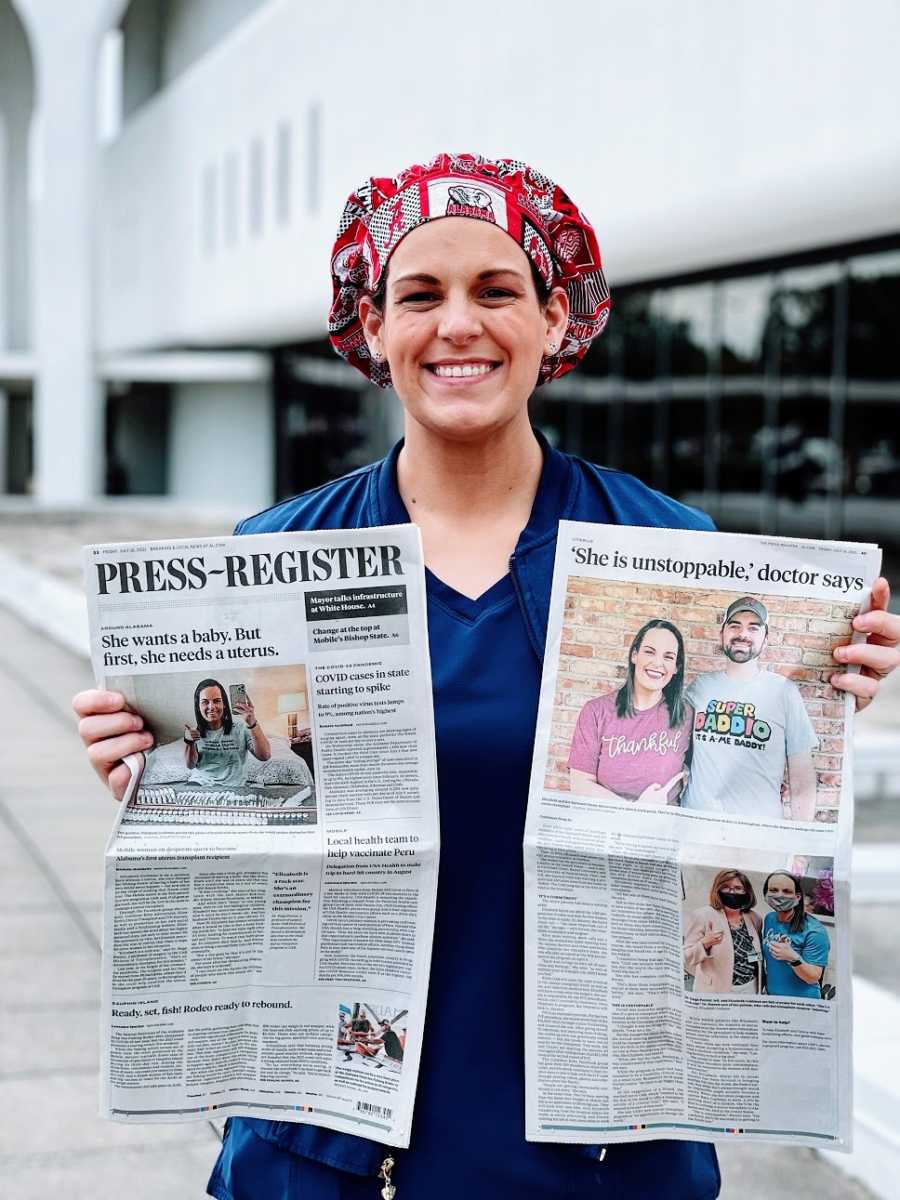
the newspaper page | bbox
[525,521,881,1151]
[85,526,438,1148]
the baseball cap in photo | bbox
[723,597,769,626]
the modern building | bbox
[1,0,898,564]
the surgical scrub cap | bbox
[328,152,611,388]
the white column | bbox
[12,0,126,503]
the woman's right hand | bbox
[701,928,724,951]
[72,689,154,801]
[637,771,686,805]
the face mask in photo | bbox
[766,893,800,913]
[718,889,750,910]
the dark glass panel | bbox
[762,264,840,505]
[570,400,609,466]
[770,263,838,378]
[663,285,714,377]
[617,291,657,381]
[105,383,170,495]
[667,398,707,495]
[579,317,613,377]
[278,387,368,495]
[847,251,900,381]
[274,348,391,500]
[845,402,900,498]
[621,398,657,478]
[535,400,609,465]
[716,392,765,493]
[719,275,771,376]
[6,389,32,494]
[773,391,835,502]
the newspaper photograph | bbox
[525,521,881,1151]
[85,526,438,1148]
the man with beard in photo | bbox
[682,597,818,821]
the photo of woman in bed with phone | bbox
[183,677,272,788]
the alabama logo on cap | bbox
[425,177,509,231]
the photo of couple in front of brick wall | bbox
[545,583,858,824]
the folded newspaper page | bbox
[525,522,881,1151]
[85,526,438,1148]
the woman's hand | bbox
[638,771,686,805]
[184,724,200,742]
[72,689,154,801]
[832,577,900,712]
[767,938,799,963]
[701,929,724,951]
[233,697,257,725]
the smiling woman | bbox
[568,617,693,806]
[73,152,900,1200]
[358,219,568,451]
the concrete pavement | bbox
[0,607,222,1197]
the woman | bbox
[761,872,831,999]
[683,870,763,995]
[74,153,899,1200]
[568,618,692,804]
[183,679,271,788]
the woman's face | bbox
[718,874,748,905]
[630,627,679,693]
[198,686,225,729]
[359,217,568,443]
[766,874,799,905]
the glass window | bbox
[771,263,839,378]
[105,385,170,495]
[846,403,900,498]
[773,394,833,502]
[662,284,715,377]
[617,291,657,381]
[719,275,771,377]
[535,245,896,553]
[847,250,900,382]
[5,389,32,494]
[668,398,707,495]
[275,349,397,499]
[535,400,609,466]
[768,264,841,504]
[579,322,613,377]
[717,392,765,496]
[621,398,658,477]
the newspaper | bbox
[85,526,438,1148]
[525,521,881,1151]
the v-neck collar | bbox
[373,429,570,538]
[425,568,515,623]
[372,429,570,615]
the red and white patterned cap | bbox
[328,152,611,388]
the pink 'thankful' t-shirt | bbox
[567,691,693,802]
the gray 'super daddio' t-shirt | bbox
[682,669,818,819]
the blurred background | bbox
[1,0,898,554]
[1,2,899,1198]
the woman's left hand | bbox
[831,577,900,712]
[234,698,257,725]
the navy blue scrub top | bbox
[210,445,721,1199]
[367,439,591,1195]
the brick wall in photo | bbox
[546,581,858,822]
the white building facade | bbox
[1,0,899,533]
